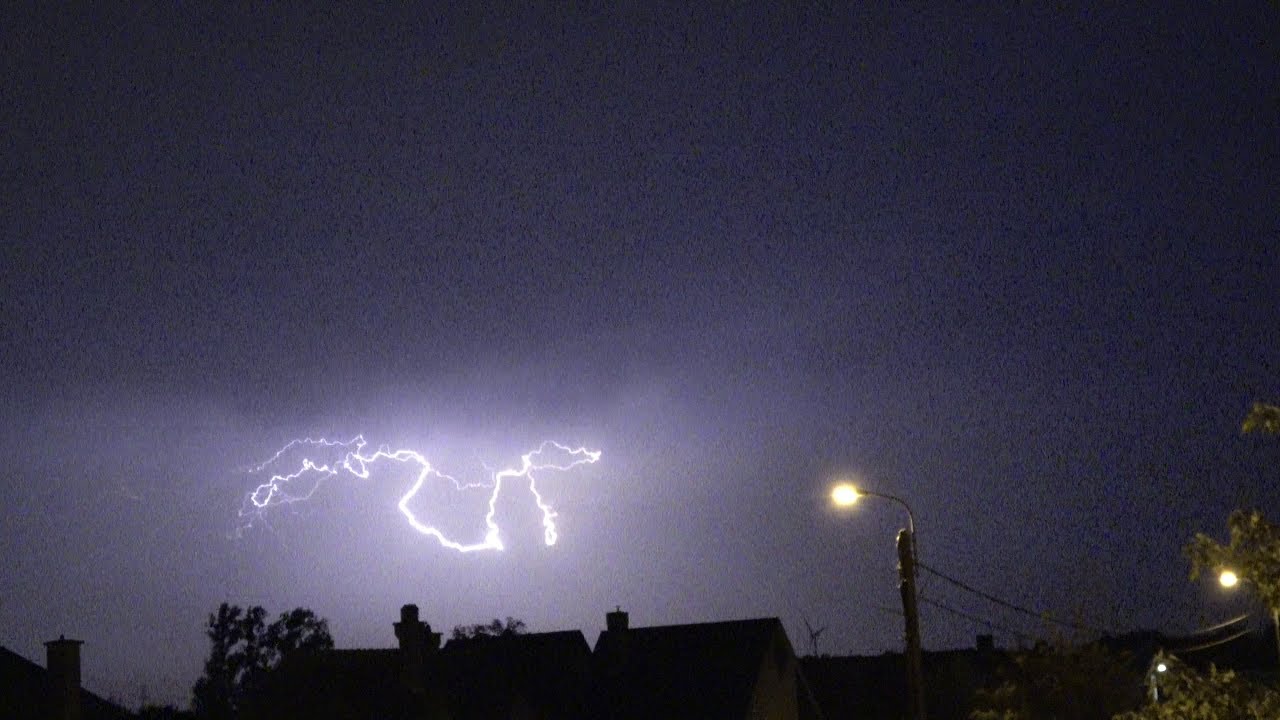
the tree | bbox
[1242,401,1280,435]
[969,640,1142,720]
[1185,509,1280,611]
[450,616,527,641]
[1185,509,1280,657]
[192,603,333,719]
[1116,653,1280,720]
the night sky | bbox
[2,4,1277,708]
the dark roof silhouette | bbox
[440,631,592,720]
[257,606,817,719]
[802,647,1005,720]
[590,617,791,720]
[263,648,416,719]
[0,645,131,720]
[260,630,592,720]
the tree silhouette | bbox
[1185,508,1280,667]
[450,617,528,640]
[192,603,332,719]
[1117,652,1280,720]
[1186,510,1280,616]
[969,640,1141,720]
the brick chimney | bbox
[394,604,439,695]
[45,636,83,720]
[976,634,994,653]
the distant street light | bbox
[1216,567,1279,665]
[1151,659,1169,702]
[830,482,925,720]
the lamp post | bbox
[831,483,926,720]
[1217,568,1280,665]
[1150,659,1168,703]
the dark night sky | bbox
[2,3,1278,708]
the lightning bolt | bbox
[239,436,601,552]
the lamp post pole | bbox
[1273,609,1279,667]
[832,486,926,720]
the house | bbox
[0,636,132,720]
[255,604,592,720]
[590,608,823,720]
[255,605,822,720]
[801,637,1003,720]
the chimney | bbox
[976,634,994,653]
[394,604,440,695]
[606,606,628,632]
[45,636,83,720]
[601,608,630,675]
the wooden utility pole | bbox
[898,529,926,720]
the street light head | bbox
[1219,569,1240,588]
[831,484,860,507]
[1155,662,1168,673]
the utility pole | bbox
[898,528,926,720]
[830,483,926,720]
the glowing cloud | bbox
[239,436,601,552]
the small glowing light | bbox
[1219,569,1240,588]
[1155,662,1167,673]
[831,484,860,507]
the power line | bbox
[1165,627,1253,654]
[916,561,1112,635]
[919,595,1034,643]
[1182,613,1250,637]
[875,604,906,617]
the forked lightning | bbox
[240,436,601,552]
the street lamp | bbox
[829,483,917,538]
[1150,659,1169,703]
[830,482,925,720]
[831,484,860,507]
[1215,567,1280,664]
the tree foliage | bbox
[192,603,333,719]
[1242,401,1280,435]
[450,616,527,641]
[969,641,1142,720]
[1185,509,1280,615]
[1117,653,1280,720]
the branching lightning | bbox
[239,436,601,552]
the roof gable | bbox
[260,631,592,720]
[590,618,787,719]
[0,645,131,720]
[440,630,592,720]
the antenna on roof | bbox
[802,616,827,657]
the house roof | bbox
[261,630,592,720]
[590,617,788,720]
[268,648,414,718]
[439,630,592,720]
[0,645,131,720]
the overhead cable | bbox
[918,595,1034,643]
[916,561,1112,635]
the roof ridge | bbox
[607,617,782,632]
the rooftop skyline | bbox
[2,3,1277,708]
